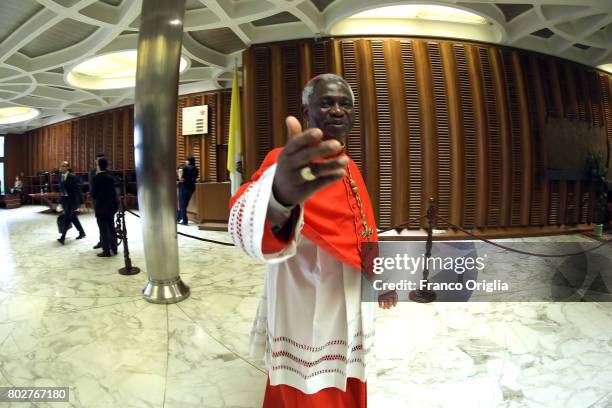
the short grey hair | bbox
[301,73,355,106]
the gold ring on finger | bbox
[300,166,317,181]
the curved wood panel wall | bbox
[242,37,612,231]
[19,89,231,182]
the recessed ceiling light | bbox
[0,107,40,125]
[350,5,489,25]
[330,4,500,42]
[598,63,612,74]
[66,50,189,90]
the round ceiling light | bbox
[330,4,501,43]
[0,107,40,125]
[66,50,189,90]
[598,63,612,74]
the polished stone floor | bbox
[1,206,611,407]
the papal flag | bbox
[227,64,243,195]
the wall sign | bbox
[182,105,208,135]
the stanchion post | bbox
[409,197,437,303]
[117,198,140,276]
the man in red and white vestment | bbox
[229,74,397,407]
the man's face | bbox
[304,80,354,144]
[60,163,68,173]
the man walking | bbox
[57,161,85,244]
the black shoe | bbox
[112,248,118,255]
[76,234,86,240]
[97,252,112,257]
[93,243,102,249]
[181,221,188,225]
[57,237,65,245]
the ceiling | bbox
[0,0,611,133]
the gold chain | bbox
[346,165,373,242]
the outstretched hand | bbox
[272,116,348,206]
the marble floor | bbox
[0,205,611,408]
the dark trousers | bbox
[96,214,117,253]
[61,204,85,238]
[177,187,194,224]
[93,200,103,245]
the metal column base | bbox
[142,278,190,304]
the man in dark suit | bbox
[176,156,199,225]
[58,161,85,244]
[91,158,119,257]
[90,153,105,250]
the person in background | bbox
[10,175,22,195]
[91,158,118,257]
[58,161,85,244]
[176,156,199,225]
[90,153,105,250]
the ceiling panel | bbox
[252,11,299,27]
[19,18,98,58]
[190,28,245,54]
[0,0,43,43]
[496,4,534,22]
[189,60,209,68]
[573,43,590,50]
[311,0,335,12]
[531,28,555,38]
[51,0,81,7]
[185,0,207,11]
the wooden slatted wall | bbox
[455,44,478,229]
[399,41,423,225]
[218,91,231,182]
[479,47,502,227]
[18,90,230,184]
[521,54,545,226]
[242,37,612,233]
[370,40,392,228]
[603,75,612,144]
[340,41,363,173]
[126,107,135,170]
[428,42,450,228]
[176,97,187,168]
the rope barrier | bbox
[124,208,235,247]
[377,214,428,234]
[435,215,612,258]
[176,231,235,247]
